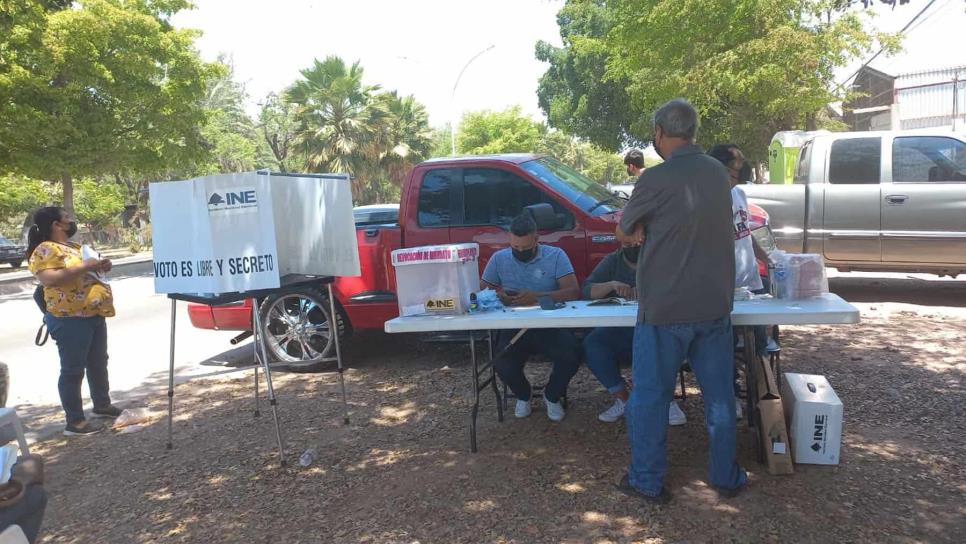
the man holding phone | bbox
[481,214,581,422]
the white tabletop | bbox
[384,293,860,333]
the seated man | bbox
[482,214,581,422]
[582,242,687,425]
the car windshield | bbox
[0,236,13,246]
[520,157,625,216]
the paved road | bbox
[0,264,252,435]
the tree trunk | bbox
[61,173,74,215]
[805,112,818,131]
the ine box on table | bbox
[782,373,843,465]
[391,243,480,316]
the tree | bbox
[0,0,222,213]
[372,92,434,202]
[456,106,544,155]
[196,56,259,174]
[285,56,434,204]
[537,0,901,162]
[257,93,298,172]
[286,56,390,198]
[455,107,625,185]
[0,175,51,233]
[535,0,639,150]
[74,178,124,231]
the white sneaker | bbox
[766,337,780,353]
[514,399,532,419]
[735,398,744,420]
[598,398,626,422]
[668,401,687,426]
[545,397,565,422]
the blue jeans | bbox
[492,329,580,403]
[0,484,47,543]
[44,315,112,424]
[583,327,633,394]
[626,316,747,495]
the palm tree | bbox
[374,92,434,202]
[286,56,389,196]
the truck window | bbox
[417,169,458,227]
[828,137,880,184]
[462,168,572,228]
[794,141,812,184]
[893,137,966,182]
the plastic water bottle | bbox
[469,292,478,313]
[298,448,318,467]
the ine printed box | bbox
[782,373,843,465]
[391,243,479,316]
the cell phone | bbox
[538,295,557,310]
[504,289,519,297]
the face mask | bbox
[512,246,537,263]
[64,221,78,238]
[622,246,641,263]
[652,133,665,160]
[738,162,753,183]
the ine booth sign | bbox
[149,172,360,295]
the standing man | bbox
[482,214,581,422]
[624,149,646,178]
[616,99,747,503]
[582,242,688,426]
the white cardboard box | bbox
[391,243,479,316]
[782,373,843,465]
[150,172,359,295]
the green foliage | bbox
[0,175,51,227]
[286,56,434,204]
[0,0,222,210]
[195,56,260,175]
[455,107,625,185]
[537,0,900,162]
[535,0,638,149]
[257,92,299,172]
[457,106,544,155]
[74,178,124,229]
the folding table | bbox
[385,294,859,453]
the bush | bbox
[122,225,152,254]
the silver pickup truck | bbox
[745,130,966,277]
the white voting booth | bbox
[150,171,360,465]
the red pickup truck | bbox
[188,154,772,369]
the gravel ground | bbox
[26,283,966,544]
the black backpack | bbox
[33,285,48,346]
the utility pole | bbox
[953,73,960,131]
[450,45,495,156]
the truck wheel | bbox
[9,261,22,269]
[258,287,341,372]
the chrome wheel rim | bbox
[261,294,332,364]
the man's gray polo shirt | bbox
[482,244,575,292]
[619,144,735,325]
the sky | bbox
[171,0,565,127]
[170,0,965,128]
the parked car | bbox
[353,204,399,226]
[606,181,635,199]
[188,154,774,368]
[0,236,25,268]
[744,130,966,276]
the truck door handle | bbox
[885,195,908,205]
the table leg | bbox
[488,331,503,423]
[252,301,287,466]
[743,326,757,430]
[166,299,177,450]
[743,326,765,464]
[469,334,480,453]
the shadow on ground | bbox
[24,311,964,544]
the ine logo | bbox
[811,414,827,453]
[207,187,258,214]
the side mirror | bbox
[525,203,563,230]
